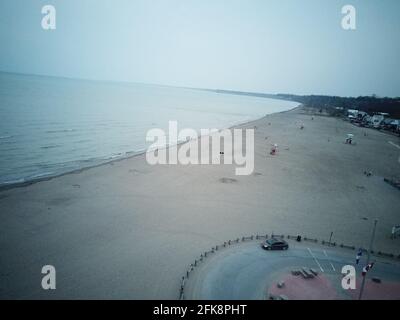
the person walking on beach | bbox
[356,248,363,265]
[270,143,278,155]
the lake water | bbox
[0,72,299,187]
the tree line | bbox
[209,89,400,119]
[275,94,400,118]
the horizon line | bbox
[1,69,398,100]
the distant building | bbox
[347,109,358,120]
[371,114,385,128]
[346,109,369,123]
[347,109,358,114]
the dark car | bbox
[261,238,289,250]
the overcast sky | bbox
[0,0,399,97]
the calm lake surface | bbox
[0,72,299,187]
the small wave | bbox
[0,135,13,139]
[40,144,61,149]
[80,158,96,163]
[45,129,76,134]
[103,153,123,160]
[28,172,55,179]
[0,140,15,145]
[76,139,91,144]
[1,178,25,185]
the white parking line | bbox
[307,248,324,272]
[388,141,400,149]
[323,250,336,271]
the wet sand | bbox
[1,106,399,299]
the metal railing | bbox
[179,233,400,299]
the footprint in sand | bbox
[129,169,144,175]
[46,197,71,206]
[219,177,238,184]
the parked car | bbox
[261,238,289,250]
[371,114,385,128]
[381,118,395,130]
[386,119,399,132]
[361,115,372,127]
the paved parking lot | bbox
[184,240,400,300]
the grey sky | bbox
[0,0,399,97]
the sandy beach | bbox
[1,106,399,299]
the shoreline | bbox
[1,105,399,299]
[0,104,302,192]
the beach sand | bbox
[1,106,399,299]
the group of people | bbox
[345,134,354,144]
